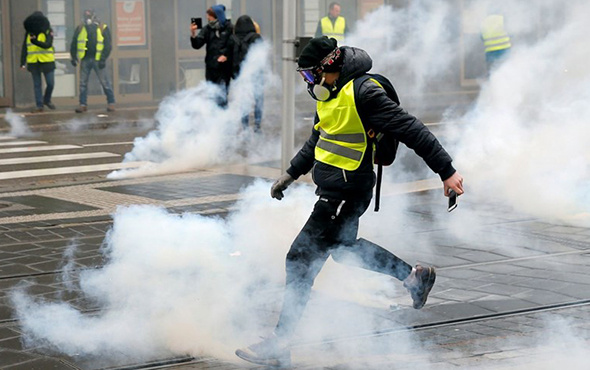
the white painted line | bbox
[0,136,16,141]
[0,161,148,180]
[0,152,120,166]
[82,142,134,147]
[0,145,81,154]
[0,140,47,147]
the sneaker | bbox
[403,264,436,309]
[106,104,115,112]
[44,102,56,110]
[75,105,87,113]
[235,333,291,368]
[30,107,43,113]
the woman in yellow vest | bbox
[20,11,56,113]
[236,36,465,367]
[314,2,348,42]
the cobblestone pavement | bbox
[0,165,588,369]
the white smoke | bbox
[109,41,281,179]
[3,109,32,136]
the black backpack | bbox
[353,73,401,212]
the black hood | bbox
[335,46,373,91]
[234,15,256,35]
[24,11,50,34]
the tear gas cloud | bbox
[11,0,590,367]
[3,109,32,136]
[109,41,281,179]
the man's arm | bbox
[286,114,320,179]
[70,25,81,61]
[20,34,28,67]
[191,27,207,49]
[101,25,112,61]
[314,19,323,37]
[358,80,455,180]
[30,29,53,49]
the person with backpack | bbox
[235,36,464,367]
[229,15,263,132]
[20,11,56,113]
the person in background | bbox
[190,4,233,106]
[229,15,263,132]
[70,9,115,113]
[21,11,55,113]
[480,11,511,74]
[315,2,349,42]
[235,36,464,367]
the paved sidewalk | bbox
[0,162,588,369]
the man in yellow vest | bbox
[236,37,464,367]
[481,13,511,73]
[315,2,348,42]
[70,9,115,113]
[20,11,56,113]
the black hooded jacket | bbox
[228,15,262,77]
[287,46,455,201]
[20,11,55,72]
[191,18,233,71]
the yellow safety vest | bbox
[77,24,106,61]
[315,79,368,171]
[321,16,346,41]
[481,15,511,53]
[26,32,55,64]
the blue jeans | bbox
[241,91,263,131]
[79,59,115,105]
[31,69,54,108]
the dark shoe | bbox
[403,264,436,309]
[44,102,56,110]
[75,105,87,113]
[30,107,44,113]
[106,104,115,112]
[235,333,291,368]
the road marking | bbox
[0,161,148,180]
[82,142,134,147]
[0,152,120,166]
[0,140,47,147]
[0,145,81,154]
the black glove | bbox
[98,60,106,69]
[71,59,77,67]
[270,173,295,200]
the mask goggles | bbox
[297,47,341,102]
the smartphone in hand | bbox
[191,17,202,29]
[447,189,458,212]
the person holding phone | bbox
[190,4,233,106]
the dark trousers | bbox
[206,68,230,107]
[274,196,413,338]
[31,69,54,108]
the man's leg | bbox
[95,63,116,106]
[31,70,43,109]
[43,70,55,108]
[78,59,92,109]
[236,198,337,366]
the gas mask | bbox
[299,69,333,101]
[84,10,96,25]
[297,47,342,102]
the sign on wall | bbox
[116,0,146,46]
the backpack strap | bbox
[354,74,382,212]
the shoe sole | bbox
[413,267,436,309]
[235,349,291,368]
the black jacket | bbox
[70,23,113,62]
[228,15,261,78]
[191,20,233,72]
[287,46,455,201]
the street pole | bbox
[281,0,296,172]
